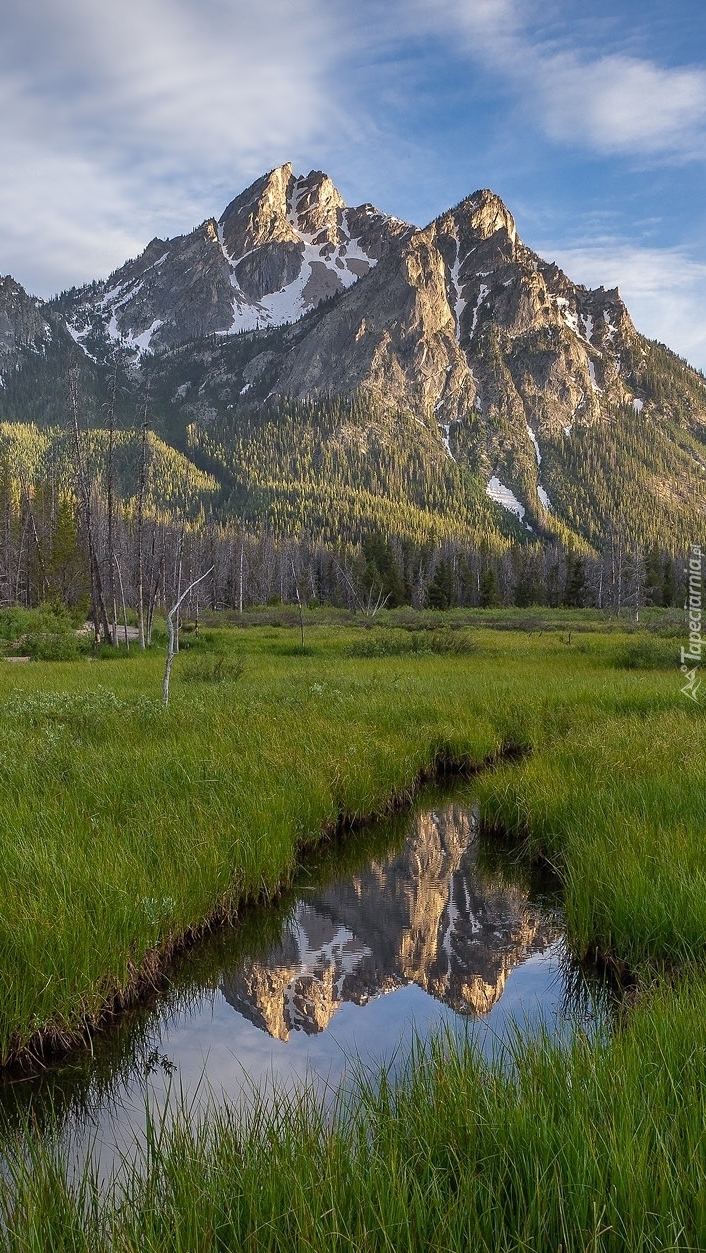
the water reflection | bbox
[0,788,580,1172]
[222,804,558,1041]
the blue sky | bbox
[1,0,705,366]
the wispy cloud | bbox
[410,0,706,160]
[1,0,704,382]
[0,0,344,292]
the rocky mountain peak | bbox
[59,163,408,353]
[219,162,298,258]
[2,165,705,557]
[461,189,518,247]
[0,276,52,367]
[289,169,346,241]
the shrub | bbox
[348,630,478,658]
[611,637,678,670]
[23,632,82,662]
[180,654,245,683]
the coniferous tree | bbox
[427,558,455,610]
[479,563,501,608]
[563,551,588,608]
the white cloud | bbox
[410,0,706,161]
[540,239,706,371]
[0,0,704,388]
[536,55,706,159]
[0,0,345,293]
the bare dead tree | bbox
[69,370,111,642]
[18,474,47,602]
[136,389,149,649]
[290,555,305,647]
[330,555,390,617]
[162,566,214,707]
[147,536,164,646]
[106,361,118,644]
[238,525,245,614]
[114,553,130,649]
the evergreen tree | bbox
[563,551,587,607]
[427,558,455,610]
[362,532,406,607]
[662,558,677,608]
[479,563,501,608]
[644,548,663,606]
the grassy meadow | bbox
[0,605,705,1248]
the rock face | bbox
[221,804,559,1042]
[0,277,53,371]
[60,164,409,354]
[268,188,657,525]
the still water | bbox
[0,786,594,1175]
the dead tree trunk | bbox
[106,362,118,644]
[69,370,111,643]
[136,396,149,649]
[114,553,130,649]
[290,556,305,647]
[162,567,213,707]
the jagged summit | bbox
[57,164,409,355]
[0,276,51,366]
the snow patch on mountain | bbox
[526,424,541,465]
[470,285,490,338]
[449,233,467,344]
[486,476,525,521]
[66,322,98,362]
[588,359,602,393]
[222,198,381,334]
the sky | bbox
[1,0,705,367]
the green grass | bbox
[0,609,703,1248]
[476,705,706,974]
[0,615,692,1060]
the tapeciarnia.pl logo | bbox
[681,544,702,703]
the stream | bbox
[0,783,603,1179]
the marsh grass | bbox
[0,611,704,1246]
[476,704,706,973]
[347,628,478,657]
[180,653,245,683]
[611,637,678,669]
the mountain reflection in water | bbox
[0,794,572,1179]
[222,804,559,1041]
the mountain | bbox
[55,164,409,357]
[0,276,53,368]
[1,163,705,553]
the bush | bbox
[348,630,478,658]
[23,632,82,662]
[180,654,245,683]
[0,604,78,642]
[612,637,678,670]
